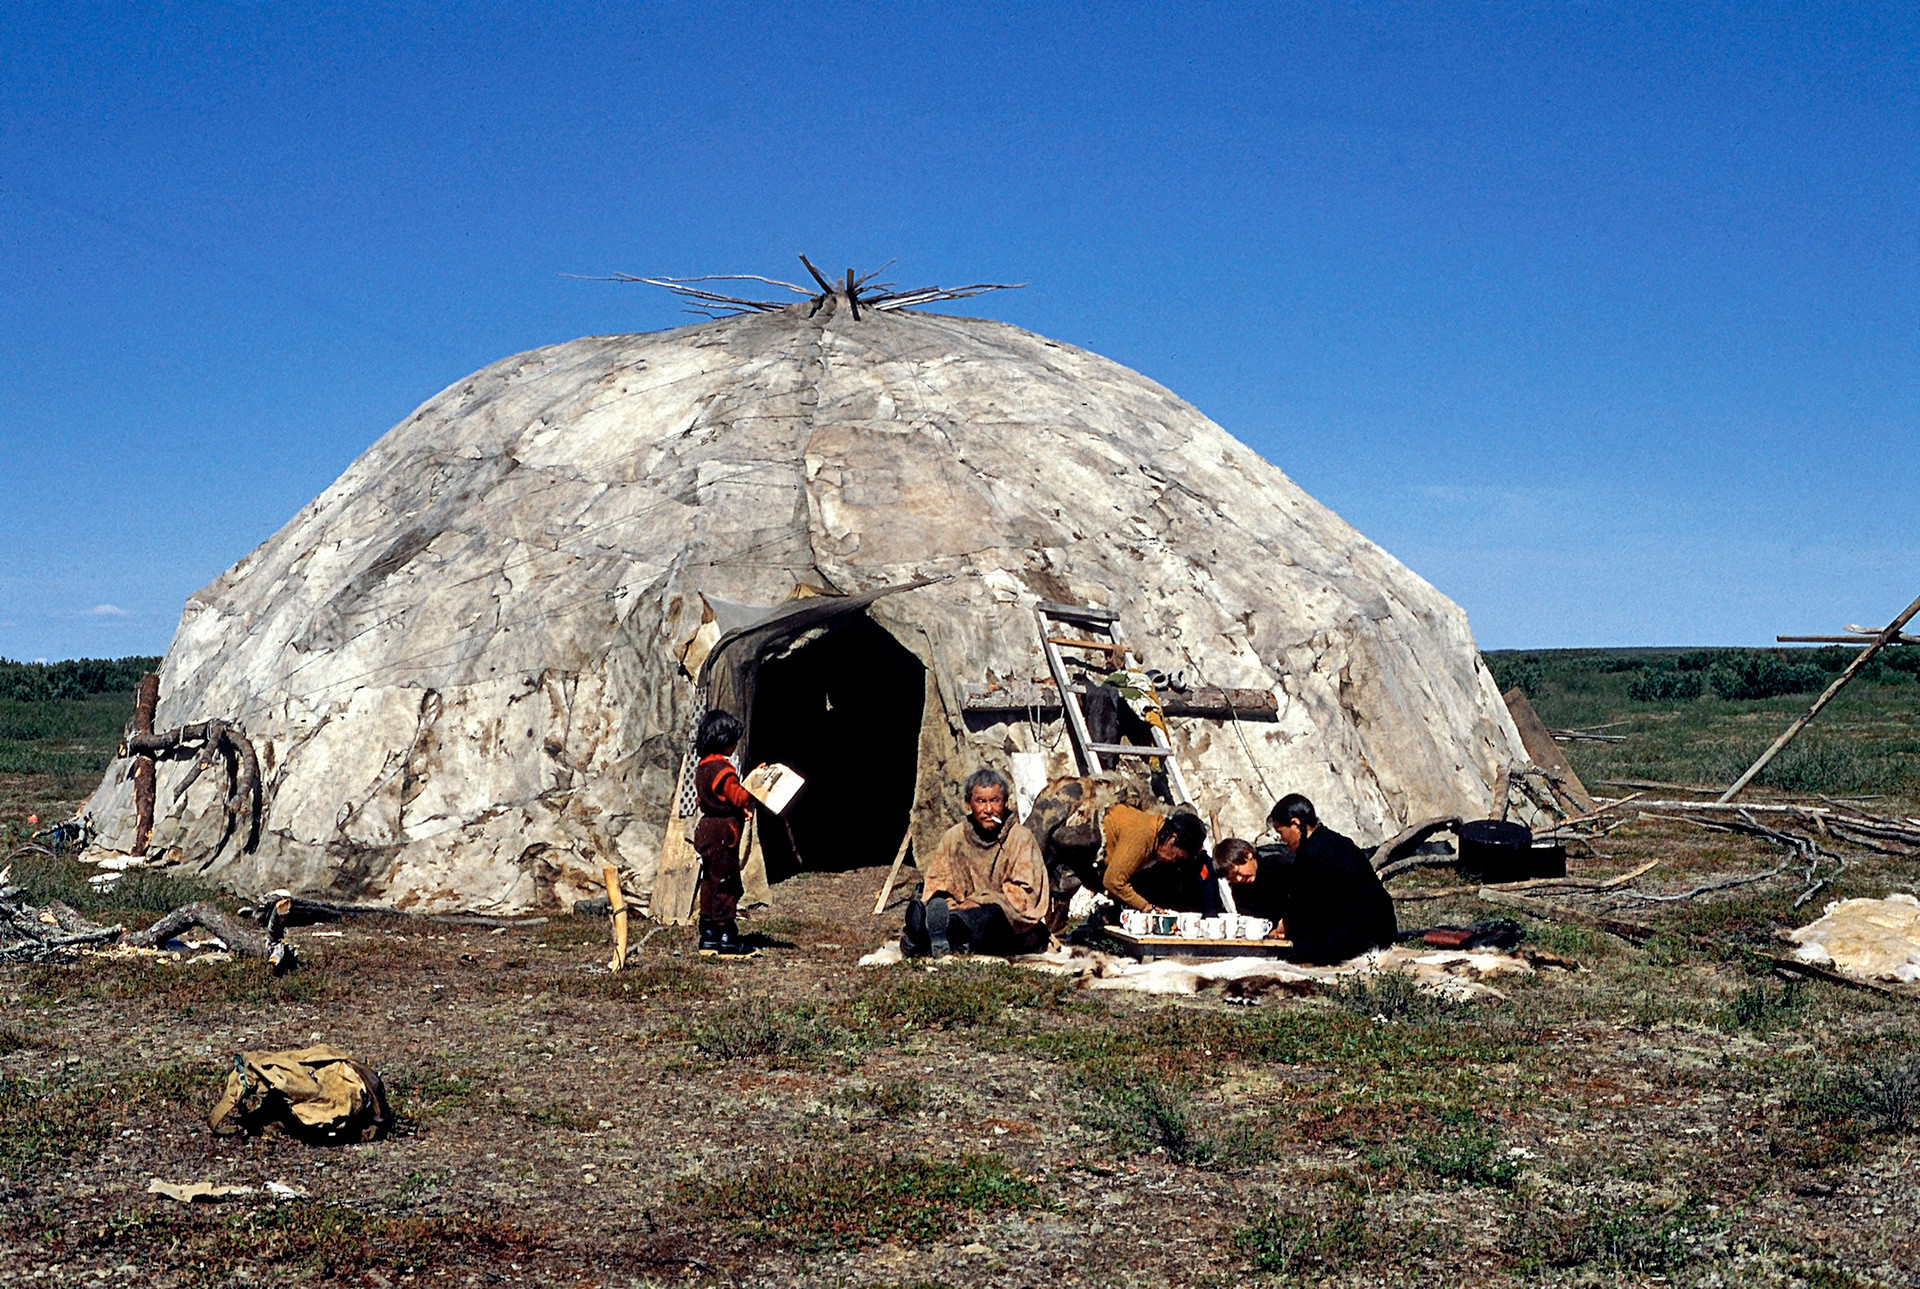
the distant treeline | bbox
[0,657,162,703]
[1485,646,1920,705]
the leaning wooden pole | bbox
[1718,591,1920,804]
[604,864,629,972]
[129,673,160,856]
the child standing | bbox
[691,710,755,958]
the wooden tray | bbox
[1104,929,1294,962]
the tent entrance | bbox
[746,615,925,882]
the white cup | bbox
[1176,913,1202,937]
[1201,917,1224,939]
[1120,910,1144,934]
[1241,917,1272,939]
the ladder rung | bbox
[1037,601,1119,625]
[1047,636,1123,654]
[1086,743,1171,756]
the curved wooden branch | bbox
[124,902,271,958]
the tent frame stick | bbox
[872,827,914,915]
[1718,590,1920,803]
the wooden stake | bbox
[129,673,159,856]
[604,864,628,972]
[1720,591,1920,803]
[872,828,914,916]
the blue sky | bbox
[1,2,1914,659]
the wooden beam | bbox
[1503,688,1595,812]
[959,679,1278,720]
[1721,590,1920,802]
[1035,601,1118,624]
[130,673,159,856]
[1778,634,1920,645]
[1047,636,1125,655]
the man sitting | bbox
[902,768,1052,958]
[1266,793,1397,964]
[1100,804,1208,913]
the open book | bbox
[741,762,805,814]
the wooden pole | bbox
[604,865,628,972]
[1719,591,1920,803]
[130,673,160,856]
[872,827,914,916]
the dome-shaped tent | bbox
[83,293,1528,912]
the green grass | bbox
[852,963,1079,1029]
[5,850,223,918]
[50,1204,543,1280]
[0,1061,204,1179]
[1235,1187,1374,1280]
[1408,1126,1522,1188]
[670,1151,1040,1251]
[832,1077,925,1119]
[1483,647,1920,797]
[0,691,140,787]
[684,997,867,1067]
[1079,1069,1218,1164]
[1511,1194,1718,1275]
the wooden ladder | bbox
[1033,601,1193,804]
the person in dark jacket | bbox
[1267,793,1396,964]
[1203,838,1286,923]
[692,710,756,958]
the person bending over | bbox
[902,768,1052,958]
[1101,805,1208,913]
[1204,837,1285,924]
[692,710,756,958]
[1266,793,1396,964]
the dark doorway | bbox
[746,614,926,882]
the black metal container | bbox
[1458,819,1538,883]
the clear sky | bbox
[2,2,1914,660]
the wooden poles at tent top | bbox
[1718,590,1920,803]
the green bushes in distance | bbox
[0,657,160,702]
[1626,669,1704,702]
[1707,652,1827,700]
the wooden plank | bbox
[1503,688,1595,812]
[1722,590,1920,802]
[1106,928,1294,962]
[960,680,1279,719]
[1035,600,1119,624]
[1047,636,1125,655]
[1778,634,1920,645]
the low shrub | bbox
[1410,1128,1521,1188]
[687,998,863,1067]
[1235,1189,1373,1279]
[1798,1050,1920,1136]
[1324,969,1460,1023]
[1515,1195,1715,1274]
[853,964,1074,1030]
[1708,652,1825,701]
[670,1151,1039,1251]
[58,1204,542,1279]
[1081,1070,1216,1164]
[1721,980,1803,1033]
[1626,669,1703,702]
[1484,655,1545,697]
[834,1077,925,1119]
